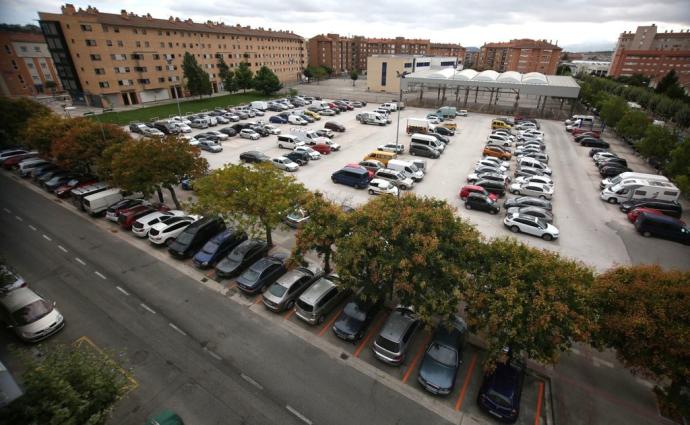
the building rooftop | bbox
[482,38,561,49]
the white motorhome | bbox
[381,102,398,111]
[406,118,430,135]
[387,159,424,182]
[83,188,123,215]
[600,179,680,204]
[599,172,669,189]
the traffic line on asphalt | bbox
[116,286,130,296]
[94,271,107,280]
[140,303,156,314]
[42,234,52,241]
[204,348,222,361]
[2,208,10,213]
[534,381,544,425]
[402,333,431,383]
[454,353,478,411]
[241,373,264,390]
[74,257,85,265]
[14,215,22,221]
[286,405,312,425]
[169,322,187,336]
[318,304,346,337]
[354,313,387,358]
[28,224,36,231]
[592,357,614,368]
[58,245,68,253]
[283,308,296,320]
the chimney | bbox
[62,4,77,15]
[120,9,127,18]
[145,13,152,20]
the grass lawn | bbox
[95,91,276,125]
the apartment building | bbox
[38,4,305,107]
[609,25,690,89]
[307,34,430,73]
[477,39,562,74]
[0,26,61,96]
[429,43,466,65]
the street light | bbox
[166,58,182,118]
[394,71,409,151]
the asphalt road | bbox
[0,173,452,425]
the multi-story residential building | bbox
[609,25,690,89]
[463,47,480,69]
[429,43,466,65]
[307,34,430,73]
[477,39,562,74]
[0,25,61,96]
[38,4,305,107]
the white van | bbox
[250,101,269,111]
[410,133,444,152]
[599,172,669,190]
[277,134,305,149]
[17,159,49,177]
[381,102,398,112]
[190,118,209,129]
[83,188,122,216]
[600,179,679,204]
[387,159,424,182]
[358,112,387,126]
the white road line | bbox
[75,257,86,266]
[140,303,156,314]
[28,224,37,231]
[205,348,223,361]
[570,347,582,356]
[14,215,22,221]
[592,357,615,368]
[2,208,10,213]
[58,245,68,253]
[241,373,263,390]
[116,286,130,296]
[94,271,106,280]
[635,377,656,389]
[42,234,52,241]
[169,323,187,336]
[286,406,312,425]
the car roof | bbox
[638,212,684,225]
[234,238,266,254]
[300,275,338,304]
[467,192,489,200]
[379,308,416,343]
[485,362,523,400]
[0,287,43,312]
[277,268,313,287]
[431,325,464,348]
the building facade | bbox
[608,25,690,89]
[367,55,458,93]
[429,43,466,65]
[0,26,61,96]
[38,4,305,107]
[477,39,562,74]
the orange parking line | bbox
[534,381,544,425]
[253,296,263,305]
[454,353,478,411]
[283,308,296,320]
[354,313,387,357]
[318,304,346,337]
[402,334,431,383]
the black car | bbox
[324,121,345,132]
[599,165,631,177]
[433,126,454,137]
[579,138,610,148]
[418,324,467,395]
[635,213,690,245]
[235,255,287,294]
[513,167,545,179]
[231,123,251,132]
[31,163,59,180]
[588,148,608,157]
[597,159,628,169]
[409,144,440,159]
[429,133,450,145]
[477,360,526,423]
[250,125,270,137]
[215,239,269,279]
[620,199,683,218]
[503,196,552,211]
[240,151,270,163]
[219,127,237,137]
[168,217,226,259]
[465,193,500,214]
[332,297,383,342]
[285,151,309,166]
[474,179,506,197]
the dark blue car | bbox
[235,255,287,294]
[417,324,466,395]
[332,297,382,342]
[477,359,525,423]
[192,228,247,269]
[269,115,288,124]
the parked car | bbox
[324,121,345,132]
[105,198,146,222]
[375,169,414,190]
[284,207,309,228]
[475,179,507,198]
[635,213,690,245]
[192,228,248,269]
[372,306,421,365]
[409,144,440,159]
[0,287,64,342]
[509,182,553,199]
[620,199,682,218]
[262,267,320,312]
[332,297,383,342]
[627,207,684,223]
[272,156,299,172]
[459,185,498,201]
[579,138,609,148]
[503,196,552,211]
[198,140,223,153]
[477,360,526,423]
[513,167,546,179]
[417,323,467,395]
[513,175,553,187]
[311,143,332,155]
[0,265,26,296]
[359,159,385,174]
[219,127,237,137]
[465,193,500,214]
[504,213,559,241]
[118,205,161,230]
[483,146,512,160]
[215,239,269,279]
[316,129,334,138]
[240,151,270,163]
[505,206,553,223]
[377,143,405,154]
[148,216,198,246]
[285,151,309,166]
[168,217,226,259]
[238,129,259,140]
[467,172,510,185]
[368,178,399,196]
[433,126,454,136]
[269,115,288,124]
[295,274,350,325]
[235,255,287,295]
[132,210,185,237]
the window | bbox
[20,46,27,52]
[89,54,101,61]
[26,63,34,68]
[134,66,147,72]
[85,39,97,46]
[94,68,105,75]
[136,41,141,48]
[80,24,92,32]
[144,41,150,48]
[152,54,160,60]
[106,40,112,47]
[99,81,109,88]
[380,61,387,86]
[4,44,10,54]
[137,78,150,84]
[117,40,123,47]
[113,27,120,33]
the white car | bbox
[198,140,223,153]
[294,146,321,160]
[377,143,405,154]
[182,136,200,146]
[263,124,281,135]
[172,122,192,133]
[427,116,441,124]
[478,156,510,169]
[251,108,265,116]
[170,116,192,125]
[131,210,186,237]
[509,182,554,199]
[487,134,512,146]
[368,178,399,196]
[223,113,240,122]
[148,216,198,245]
[272,156,299,172]
[476,159,508,173]
[204,131,229,141]
[519,130,545,139]
[288,115,308,125]
[0,287,64,342]
[239,129,260,140]
[458,110,468,117]
[593,152,617,162]
[514,175,554,187]
[141,127,165,138]
[504,213,559,241]
[321,139,341,151]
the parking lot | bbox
[146,100,689,272]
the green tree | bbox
[21,113,78,156]
[635,124,676,165]
[1,343,129,425]
[182,52,211,98]
[556,65,572,76]
[350,69,359,86]
[655,70,679,95]
[303,67,313,82]
[193,163,306,247]
[310,66,327,85]
[217,55,230,81]
[591,265,690,419]
[674,105,690,128]
[322,65,334,76]
[223,69,238,93]
[665,137,690,193]
[235,62,254,93]
[599,95,628,127]
[464,237,596,367]
[0,97,51,148]
[253,66,283,96]
[615,110,649,142]
[335,194,482,325]
[292,192,346,274]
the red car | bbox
[311,143,332,155]
[55,178,98,198]
[345,163,374,180]
[118,204,169,230]
[2,152,39,170]
[459,185,498,201]
[571,128,601,138]
[628,207,686,224]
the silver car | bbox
[262,267,320,312]
[0,287,64,342]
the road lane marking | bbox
[14,215,22,221]
[169,323,187,336]
[75,257,86,265]
[592,357,614,368]
[286,405,312,425]
[455,353,478,411]
[116,286,130,296]
[318,304,346,337]
[253,296,264,305]
[3,208,10,213]
[570,347,582,356]
[241,373,264,390]
[28,224,36,231]
[140,303,156,314]
[58,245,68,252]
[94,271,106,280]
[402,333,431,383]
[354,313,387,357]
[42,234,52,241]
[204,348,222,361]
[534,381,545,425]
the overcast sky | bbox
[4,0,690,50]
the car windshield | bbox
[11,299,53,326]
[202,241,219,254]
[176,232,194,244]
[288,210,305,220]
[241,268,261,283]
[229,247,248,261]
[427,343,457,366]
[536,219,548,229]
[343,302,367,322]
[487,390,513,408]
[268,283,288,297]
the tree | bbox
[0,97,51,148]
[235,62,254,93]
[252,66,283,96]
[335,194,482,325]
[21,113,78,156]
[599,95,628,127]
[1,343,129,425]
[556,65,572,76]
[217,56,230,81]
[464,237,596,367]
[303,67,313,82]
[292,192,347,274]
[674,105,690,128]
[591,265,690,419]
[310,66,327,85]
[655,70,679,95]
[350,69,359,86]
[635,124,676,165]
[193,163,306,247]
[615,110,649,142]
[322,65,333,76]
[182,52,211,98]
[665,137,690,193]
[223,69,238,93]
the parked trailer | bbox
[600,179,680,204]
[406,118,430,135]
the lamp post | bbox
[394,71,408,151]
[166,58,182,118]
